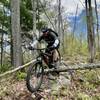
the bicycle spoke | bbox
[26,62,44,92]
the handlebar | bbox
[22,44,46,51]
[22,45,52,56]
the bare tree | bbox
[57,0,61,38]
[57,0,64,53]
[79,32,83,52]
[1,26,4,67]
[85,0,95,62]
[94,0,99,51]
[31,0,37,38]
[11,0,22,67]
[72,4,78,43]
[1,6,5,67]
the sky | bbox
[61,0,100,15]
[58,0,100,37]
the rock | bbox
[49,75,71,97]
[57,75,71,87]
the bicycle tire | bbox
[26,61,44,93]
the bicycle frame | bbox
[26,48,61,92]
[33,48,52,67]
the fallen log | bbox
[0,60,100,78]
[44,62,100,74]
[0,59,36,78]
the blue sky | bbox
[60,0,100,37]
[61,0,100,15]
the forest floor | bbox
[0,55,100,100]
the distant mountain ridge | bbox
[66,8,100,38]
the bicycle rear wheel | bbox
[26,61,44,93]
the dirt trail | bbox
[0,58,100,100]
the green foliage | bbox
[22,0,32,10]
[95,51,100,60]
[77,93,92,100]
[0,0,10,7]
[0,63,11,73]
[0,2,10,33]
[83,70,100,83]
[20,0,33,30]
[36,21,47,30]
[61,34,88,57]
[92,93,100,100]
[16,71,27,80]
[20,0,47,31]
[0,0,47,32]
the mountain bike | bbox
[26,48,61,93]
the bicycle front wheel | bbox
[26,61,44,93]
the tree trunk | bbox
[31,0,37,58]
[58,0,64,53]
[11,0,22,67]
[1,6,5,67]
[58,0,61,38]
[94,0,99,51]
[1,26,4,67]
[31,0,37,38]
[37,0,39,31]
[10,30,13,66]
[72,4,78,43]
[61,16,65,53]
[85,0,95,63]
[79,32,83,53]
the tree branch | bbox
[0,59,36,78]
